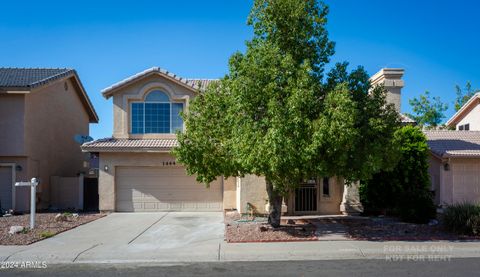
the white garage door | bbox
[115,166,222,212]
[452,163,480,203]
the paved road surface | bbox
[3,259,480,276]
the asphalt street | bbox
[3,258,480,277]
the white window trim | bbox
[130,101,183,134]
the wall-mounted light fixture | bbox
[15,165,22,171]
[443,163,450,171]
[104,165,109,172]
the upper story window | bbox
[131,90,184,134]
[459,123,470,131]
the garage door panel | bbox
[115,166,222,212]
[452,163,480,203]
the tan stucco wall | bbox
[98,152,224,211]
[318,177,344,215]
[223,177,236,210]
[456,103,480,130]
[236,175,344,215]
[21,78,90,208]
[111,74,195,139]
[0,94,26,156]
[236,175,268,214]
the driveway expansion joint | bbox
[3,246,38,262]
[128,212,170,245]
[73,243,102,263]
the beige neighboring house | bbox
[446,92,480,130]
[425,131,480,207]
[0,68,98,212]
[82,67,410,215]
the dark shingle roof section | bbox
[0,68,74,89]
[81,138,178,152]
[424,130,480,158]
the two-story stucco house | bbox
[82,67,411,215]
[0,68,98,212]
[446,92,480,131]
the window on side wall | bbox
[322,177,330,197]
[130,90,184,134]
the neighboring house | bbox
[82,67,410,215]
[425,131,480,207]
[446,92,480,130]
[0,68,98,212]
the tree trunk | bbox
[266,178,283,228]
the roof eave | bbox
[446,94,480,127]
[69,72,99,123]
[81,147,173,153]
[101,68,201,99]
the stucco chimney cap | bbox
[370,68,405,87]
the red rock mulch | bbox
[225,212,317,243]
[0,212,105,245]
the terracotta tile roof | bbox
[424,130,480,158]
[185,79,219,91]
[101,67,218,97]
[0,68,74,89]
[81,138,178,152]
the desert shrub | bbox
[443,202,480,235]
[360,126,436,223]
[40,230,55,238]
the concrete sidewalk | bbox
[1,212,480,264]
[3,238,480,264]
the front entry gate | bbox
[294,180,317,213]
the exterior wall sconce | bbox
[15,165,23,171]
[104,165,109,172]
[443,163,450,171]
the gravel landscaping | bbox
[0,212,105,245]
[225,212,317,243]
[331,216,480,241]
[225,212,480,243]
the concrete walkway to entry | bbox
[2,212,480,264]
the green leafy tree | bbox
[174,0,400,227]
[360,126,436,223]
[407,91,448,128]
[455,81,478,111]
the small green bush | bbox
[62,212,73,217]
[40,231,55,238]
[443,203,480,235]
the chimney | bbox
[369,68,404,112]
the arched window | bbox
[131,90,184,134]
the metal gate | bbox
[295,183,317,212]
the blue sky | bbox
[1,0,479,139]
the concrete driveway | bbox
[2,212,225,263]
